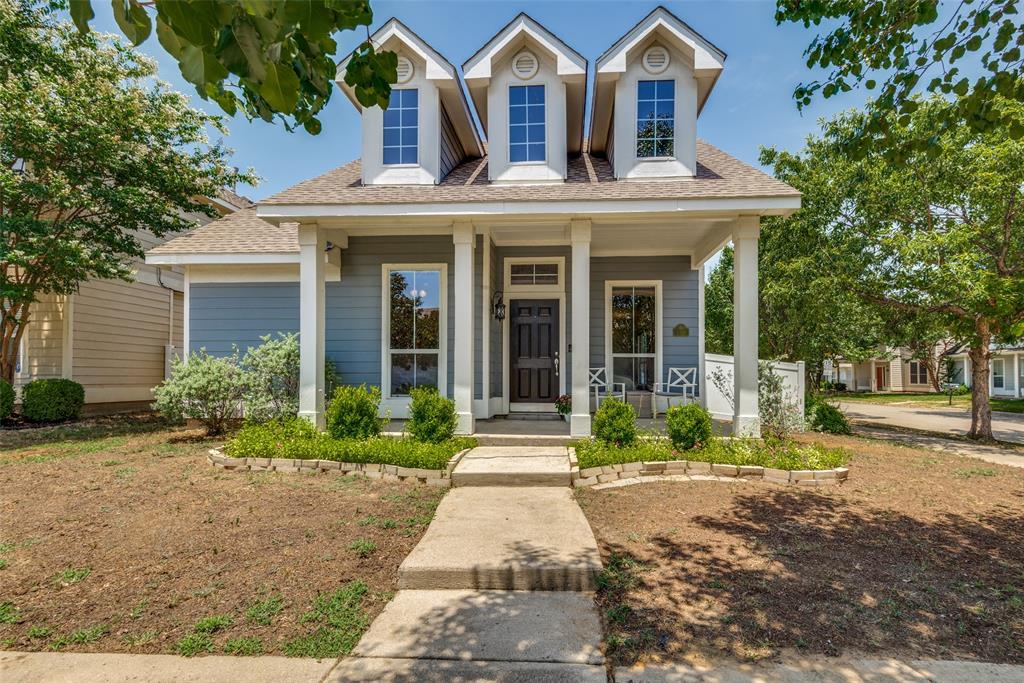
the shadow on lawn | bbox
[598,488,1024,665]
[0,412,179,450]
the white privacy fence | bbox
[704,353,806,422]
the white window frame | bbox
[382,88,419,167]
[604,280,663,392]
[503,256,563,294]
[508,83,546,166]
[993,357,1005,389]
[380,263,448,409]
[634,79,676,161]
[908,360,928,385]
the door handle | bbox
[554,352,559,375]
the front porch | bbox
[284,212,766,438]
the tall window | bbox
[611,285,657,391]
[509,85,545,162]
[636,80,674,158]
[909,360,928,385]
[993,358,1005,389]
[383,89,418,165]
[387,268,441,396]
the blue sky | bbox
[88,0,871,201]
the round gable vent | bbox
[642,45,670,74]
[395,55,414,84]
[512,50,539,80]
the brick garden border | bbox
[206,447,472,488]
[571,457,849,488]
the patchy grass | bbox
[0,417,444,656]
[348,539,378,558]
[223,636,263,656]
[282,581,371,658]
[579,432,1024,666]
[837,392,1024,413]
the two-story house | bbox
[146,7,801,437]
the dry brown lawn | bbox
[576,432,1024,667]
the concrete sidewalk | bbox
[839,401,1024,445]
[854,424,1024,469]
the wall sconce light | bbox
[492,291,506,321]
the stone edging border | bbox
[206,447,472,488]
[570,456,848,488]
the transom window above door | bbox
[509,262,559,286]
[509,85,545,163]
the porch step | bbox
[473,433,574,447]
[397,487,602,591]
[451,446,571,487]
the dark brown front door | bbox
[510,299,559,403]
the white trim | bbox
[61,294,74,380]
[480,233,492,418]
[256,196,803,220]
[603,280,663,394]
[146,252,299,266]
[380,263,449,417]
[501,256,568,412]
[183,267,190,361]
[697,264,706,407]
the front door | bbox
[510,299,559,404]
[875,366,886,391]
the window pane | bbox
[510,86,527,105]
[510,106,527,125]
[510,125,527,144]
[637,99,656,120]
[389,271,415,349]
[613,357,655,392]
[632,287,656,353]
[413,270,441,350]
[415,353,439,390]
[638,80,656,99]
[388,90,401,107]
[401,147,417,164]
[402,89,418,107]
[401,108,417,126]
[655,120,674,138]
[383,147,400,164]
[528,144,545,161]
[535,264,557,275]
[528,124,545,143]
[527,85,544,103]
[656,80,674,98]
[383,128,400,146]
[656,100,674,118]
[401,127,417,145]
[656,139,674,157]
[509,145,527,162]
[384,89,417,166]
[611,286,656,354]
[383,109,400,127]
[391,353,415,395]
[527,105,544,123]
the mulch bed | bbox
[577,432,1024,667]
[0,419,443,655]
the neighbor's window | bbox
[611,285,657,391]
[909,360,928,385]
[387,268,441,396]
[509,85,545,162]
[636,79,674,158]
[383,89,418,165]
[993,358,1005,389]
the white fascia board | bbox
[145,252,299,266]
[463,13,586,80]
[596,7,726,75]
[257,195,801,220]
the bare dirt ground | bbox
[576,432,1024,667]
[0,415,444,656]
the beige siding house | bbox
[15,194,250,409]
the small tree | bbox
[154,350,246,435]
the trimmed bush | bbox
[407,386,457,444]
[326,384,386,440]
[805,395,852,434]
[153,350,246,435]
[664,403,713,450]
[225,419,474,470]
[0,378,14,420]
[592,398,637,447]
[21,378,84,423]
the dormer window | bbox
[509,85,545,163]
[636,80,674,158]
[383,89,419,165]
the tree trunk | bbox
[967,326,993,441]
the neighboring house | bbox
[145,8,801,437]
[14,192,251,409]
[947,346,1024,399]
[829,346,948,393]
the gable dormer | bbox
[337,18,482,186]
[463,14,586,184]
[591,6,725,180]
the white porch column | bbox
[570,219,592,437]
[297,223,326,429]
[453,220,475,435]
[732,217,760,436]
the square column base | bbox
[456,412,475,436]
[732,414,760,438]
[570,413,591,438]
[298,410,325,431]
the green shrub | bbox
[575,438,673,469]
[154,350,245,435]
[407,386,457,444]
[225,420,474,470]
[665,403,713,450]
[242,333,299,423]
[0,378,14,420]
[326,384,385,440]
[806,396,852,434]
[21,378,84,423]
[592,398,637,447]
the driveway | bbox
[838,401,1024,445]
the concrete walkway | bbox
[333,446,607,681]
[839,401,1024,444]
[854,424,1024,469]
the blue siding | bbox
[190,283,298,354]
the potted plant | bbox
[555,394,572,421]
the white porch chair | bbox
[652,367,697,418]
[590,367,625,410]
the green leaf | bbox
[259,63,300,113]
[229,18,267,81]
[158,0,220,47]
[180,44,229,87]
[155,16,184,59]
[111,0,152,46]
[69,0,95,33]
[303,117,322,135]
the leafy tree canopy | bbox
[776,0,1024,156]
[0,1,256,381]
[68,0,397,134]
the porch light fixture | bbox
[492,291,506,321]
